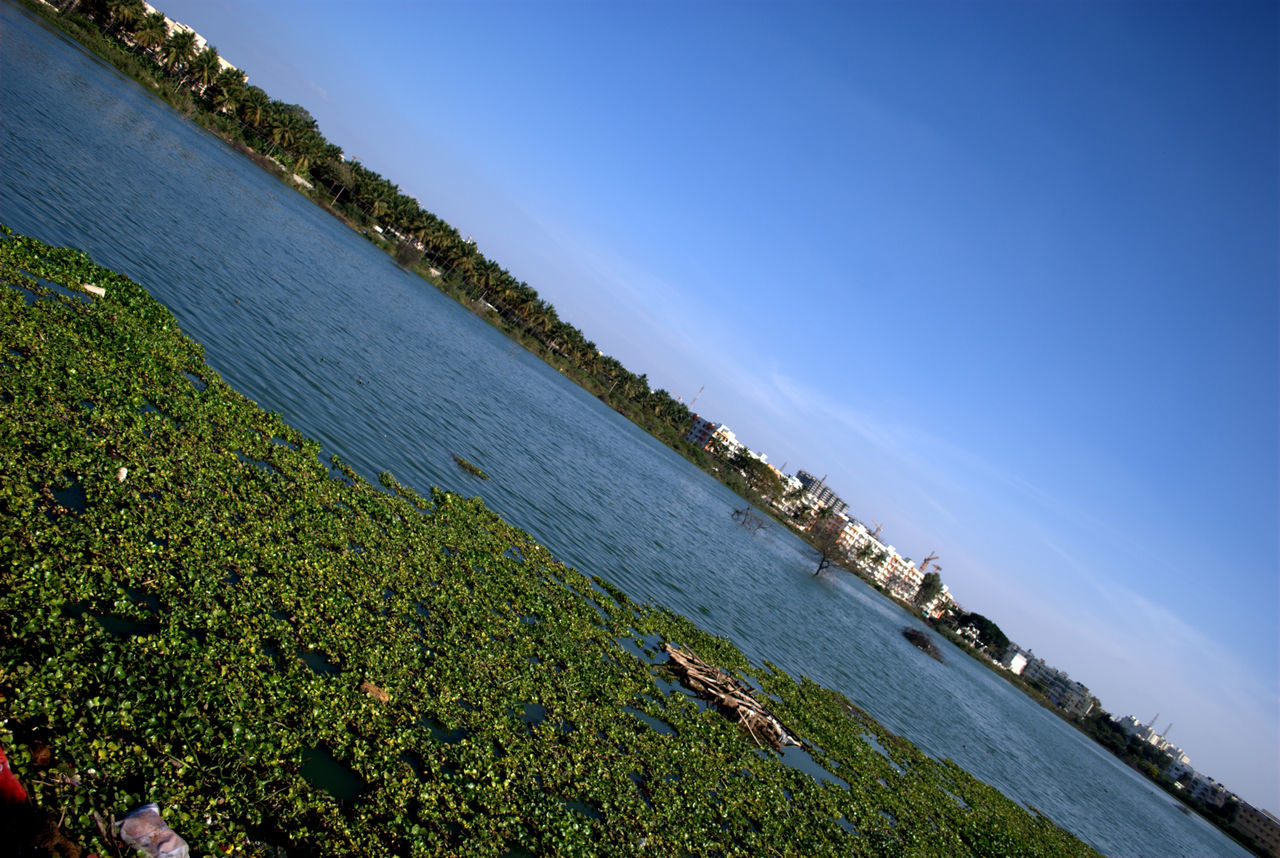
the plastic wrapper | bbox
[116,803,189,858]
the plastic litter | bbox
[116,803,189,858]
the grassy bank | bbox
[0,228,1098,856]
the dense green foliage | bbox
[0,229,1100,855]
[954,612,1010,655]
[914,572,943,608]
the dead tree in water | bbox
[731,507,768,535]
[810,521,846,576]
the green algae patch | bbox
[0,227,1099,856]
[453,454,490,480]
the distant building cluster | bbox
[687,411,1268,827]
[1114,713,1229,806]
[1110,713,1280,855]
[1114,713,1189,763]
[684,415,954,610]
[1111,717,1280,858]
[998,645,1094,717]
[1023,657,1094,718]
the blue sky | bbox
[158,0,1278,812]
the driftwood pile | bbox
[663,644,800,752]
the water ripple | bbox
[0,6,1248,856]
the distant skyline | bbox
[155,0,1278,812]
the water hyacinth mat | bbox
[0,227,1099,856]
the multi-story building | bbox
[1114,714,1188,760]
[834,527,923,601]
[1000,644,1030,675]
[1022,658,1094,718]
[803,515,925,599]
[141,3,243,76]
[867,549,917,600]
[777,473,804,514]
[886,556,924,602]
[1189,774,1231,808]
[843,519,880,558]
[1165,758,1195,783]
[1231,803,1280,858]
[811,513,857,554]
[685,414,743,458]
[795,470,848,517]
[686,414,720,450]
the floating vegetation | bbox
[452,453,490,480]
[623,705,678,737]
[902,627,944,662]
[0,229,1099,857]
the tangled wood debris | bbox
[663,644,801,752]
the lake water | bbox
[0,4,1247,855]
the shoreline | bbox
[0,228,1100,855]
[1,2,1260,848]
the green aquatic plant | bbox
[452,454,490,480]
[0,227,1098,856]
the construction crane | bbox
[920,552,939,573]
[688,386,704,408]
[870,521,883,540]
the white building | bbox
[1165,758,1195,783]
[1114,714,1188,760]
[1190,774,1231,808]
[999,644,1029,675]
[685,414,742,458]
[141,3,243,75]
[1023,658,1094,717]
[920,585,955,620]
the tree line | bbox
[51,0,700,449]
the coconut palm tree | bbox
[366,182,395,221]
[105,0,144,37]
[410,211,445,250]
[133,11,168,60]
[389,194,419,235]
[237,86,269,129]
[445,239,479,285]
[472,258,503,302]
[160,29,197,77]
[209,67,246,114]
[265,103,312,157]
[289,125,327,174]
[188,46,221,94]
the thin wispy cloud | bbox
[306,79,330,102]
